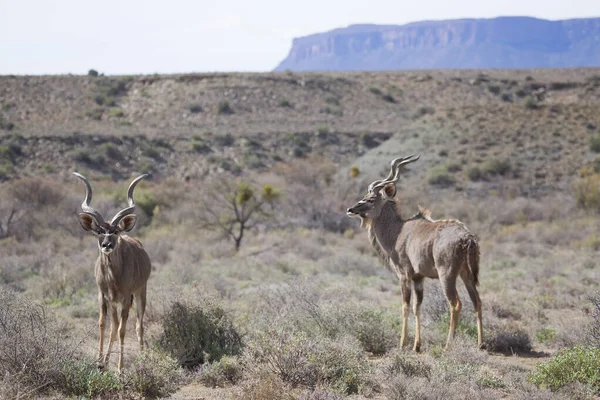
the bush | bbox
[158,300,242,368]
[217,101,234,115]
[467,165,483,181]
[384,351,431,379]
[590,292,600,346]
[488,84,501,94]
[574,173,600,211]
[123,348,183,398]
[482,158,511,176]
[199,355,243,388]
[245,328,366,394]
[349,166,360,178]
[590,134,600,153]
[279,98,292,108]
[191,139,211,153]
[107,108,125,118]
[485,324,532,354]
[88,69,99,77]
[0,288,80,397]
[427,166,456,187]
[58,359,121,398]
[413,106,435,119]
[524,96,537,109]
[188,103,203,113]
[529,346,600,393]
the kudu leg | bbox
[412,279,424,352]
[117,297,132,373]
[97,293,107,365]
[399,277,411,347]
[135,288,147,351]
[461,271,484,348]
[103,305,119,366]
[440,273,461,349]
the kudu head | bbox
[73,172,147,255]
[346,155,420,224]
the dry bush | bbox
[484,322,533,354]
[199,355,244,388]
[237,370,295,400]
[298,388,346,400]
[158,298,242,369]
[123,348,184,398]
[244,327,367,394]
[0,287,81,397]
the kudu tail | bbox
[466,235,480,286]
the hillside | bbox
[1,69,600,191]
[275,17,600,71]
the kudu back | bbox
[347,155,483,351]
[74,172,152,372]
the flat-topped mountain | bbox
[275,17,600,71]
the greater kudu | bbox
[346,155,482,351]
[74,172,152,372]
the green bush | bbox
[524,96,537,109]
[124,349,183,398]
[574,173,600,211]
[529,346,600,393]
[86,108,104,120]
[214,133,235,147]
[191,139,212,153]
[88,69,99,77]
[535,328,557,344]
[488,84,501,94]
[427,166,456,187]
[279,98,292,108]
[349,166,360,178]
[58,359,121,398]
[467,165,483,181]
[590,134,600,153]
[158,301,242,369]
[482,158,511,176]
[107,108,125,118]
[0,142,22,164]
[217,101,234,115]
[368,87,382,95]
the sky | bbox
[0,0,598,75]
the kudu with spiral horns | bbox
[73,172,152,372]
[346,155,482,351]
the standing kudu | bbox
[73,172,152,372]
[346,155,483,351]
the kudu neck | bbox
[369,200,404,254]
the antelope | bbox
[346,155,482,351]
[73,172,152,372]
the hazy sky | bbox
[1,0,598,75]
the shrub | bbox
[85,107,104,120]
[191,139,211,153]
[368,87,382,95]
[349,166,360,178]
[0,142,22,164]
[107,108,125,118]
[214,133,235,147]
[488,84,501,94]
[482,158,511,176]
[384,351,431,379]
[501,93,513,102]
[413,106,435,119]
[88,69,99,77]
[529,346,600,393]
[381,93,395,103]
[590,292,600,346]
[123,348,183,398]
[427,166,456,187]
[58,359,121,398]
[0,288,80,397]
[536,328,557,344]
[245,328,366,394]
[467,165,483,181]
[574,173,600,211]
[524,96,537,109]
[590,134,600,153]
[217,101,234,115]
[158,300,242,369]
[485,324,532,354]
[279,98,292,108]
[199,355,243,388]
[188,103,203,113]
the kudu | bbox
[346,155,482,351]
[74,172,152,372]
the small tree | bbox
[200,177,280,251]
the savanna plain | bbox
[1,69,600,399]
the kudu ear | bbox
[117,214,137,232]
[78,213,101,233]
[382,184,396,199]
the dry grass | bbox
[0,68,600,398]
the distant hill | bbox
[274,16,600,71]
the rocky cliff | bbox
[275,17,600,71]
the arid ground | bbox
[1,69,600,399]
